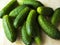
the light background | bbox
[0,0,60,45]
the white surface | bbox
[0,0,60,45]
[38,0,60,10]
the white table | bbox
[0,0,60,45]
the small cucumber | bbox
[14,7,30,28]
[21,23,32,45]
[26,10,41,45]
[0,0,18,18]
[37,7,54,16]
[17,0,44,9]
[9,5,27,18]
[38,15,60,39]
[3,15,17,42]
[51,8,60,26]
[34,22,41,45]
[34,36,41,45]
[26,10,37,36]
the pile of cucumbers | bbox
[0,0,60,45]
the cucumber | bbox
[26,10,41,45]
[17,0,44,9]
[21,23,32,45]
[0,0,18,18]
[9,5,27,18]
[51,8,60,26]
[34,36,41,45]
[34,22,41,45]
[26,10,37,36]
[37,7,54,16]
[38,15,60,39]
[14,7,30,28]
[3,15,17,42]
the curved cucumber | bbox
[14,7,30,28]
[17,0,44,9]
[0,0,18,18]
[26,10,37,36]
[9,5,27,18]
[37,7,54,16]
[21,23,32,45]
[51,8,60,25]
[38,15,60,39]
[3,15,17,42]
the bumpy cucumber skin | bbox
[14,7,30,28]
[51,8,60,25]
[37,7,54,16]
[3,15,17,42]
[26,10,37,36]
[9,5,27,18]
[38,15,60,39]
[0,0,18,18]
[17,0,44,9]
[21,23,32,45]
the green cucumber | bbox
[21,23,32,45]
[26,10,37,36]
[14,7,30,28]
[38,15,60,39]
[17,0,44,9]
[37,7,54,16]
[9,5,28,18]
[34,36,41,45]
[34,22,41,45]
[3,15,17,42]
[26,10,41,45]
[51,8,60,25]
[0,0,18,18]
